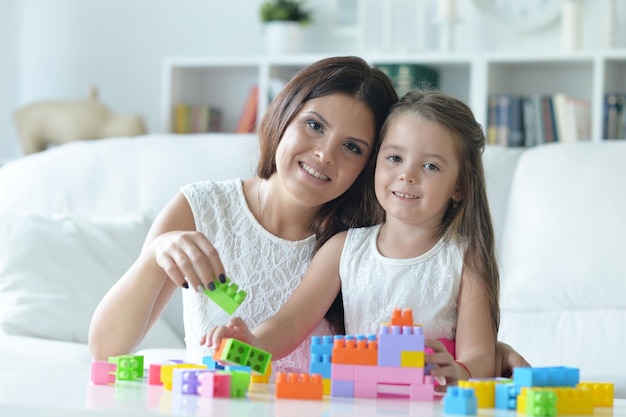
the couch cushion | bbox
[0,211,183,348]
[498,142,626,381]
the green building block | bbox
[527,390,557,417]
[203,276,246,315]
[108,355,144,380]
[215,338,272,375]
[226,370,251,398]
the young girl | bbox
[207,89,500,383]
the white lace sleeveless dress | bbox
[181,179,332,374]
[339,224,464,339]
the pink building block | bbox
[331,364,355,381]
[354,365,424,384]
[410,376,436,401]
[197,372,231,398]
[90,360,116,385]
[148,364,162,386]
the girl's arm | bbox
[207,232,347,360]
[453,266,497,379]
[88,192,226,359]
[426,266,496,384]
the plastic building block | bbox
[213,338,271,375]
[518,387,593,416]
[330,379,355,397]
[459,380,495,408]
[172,369,211,394]
[513,366,579,388]
[526,389,557,417]
[310,335,335,356]
[108,355,144,380]
[275,372,323,400]
[390,308,414,327]
[202,276,246,315]
[409,376,436,401]
[443,386,478,415]
[201,355,225,371]
[332,335,378,365]
[251,361,272,384]
[90,360,116,385]
[495,383,521,410]
[160,364,205,390]
[228,370,251,398]
[578,382,614,407]
[400,350,424,368]
[197,371,231,398]
[377,324,424,367]
[310,352,332,379]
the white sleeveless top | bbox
[181,179,332,374]
[339,224,464,339]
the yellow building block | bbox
[322,378,331,396]
[400,351,424,368]
[160,364,205,391]
[578,382,614,407]
[251,361,272,384]
[459,380,495,408]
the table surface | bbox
[0,363,624,417]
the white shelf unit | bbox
[162,51,626,141]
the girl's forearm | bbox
[252,316,310,360]
[456,351,496,380]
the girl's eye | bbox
[344,142,363,155]
[387,155,402,163]
[306,119,323,132]
[424,162,440,171]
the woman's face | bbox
[275,94,376,208]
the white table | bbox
[0,363,624,417]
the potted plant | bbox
[259,0,312,54]
[260,0,312,25]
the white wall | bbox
[0,0,623,163]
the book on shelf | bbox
[604,93,626,140]
[236,85,259,134]
[374,64,439,97]
[172,103,223,134]
[485,93,590,147]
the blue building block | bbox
[310,354,332,379]
[513,366,579,388]
[443,386,478,415]
[495,383,521,410]
[202,355,225,371]
[310,335,334,356]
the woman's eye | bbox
[344,142,363,155]
[424,162,439,171]
[306,120,323,132]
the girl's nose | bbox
[400,172,416,184]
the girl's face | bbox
[275,94,376,207]
[375,115,461,228]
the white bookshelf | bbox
[161,51,626,142]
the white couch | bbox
[0,134,624,397]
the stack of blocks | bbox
[443,366,614,416]
[309,308,436,401]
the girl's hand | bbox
[425,339,466,388]
[201,317,259,350]
[496,341,531,378]
[151,230,226,292]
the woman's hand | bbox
[425,339,467,389]
[201,317,260,350]
[151,230,226,292]
[496,341,531,377]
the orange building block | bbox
[390,308,414,327]
[332,337,378,366]
[275,372,323,400]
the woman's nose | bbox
[315,143,335,165]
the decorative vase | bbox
[263,21,302,55]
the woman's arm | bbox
[88,192,225,359]
[207,232,347,360]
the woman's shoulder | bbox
[181,178,242,195]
